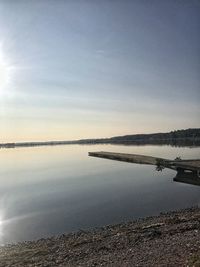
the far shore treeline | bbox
[1,128,200,149]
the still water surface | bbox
[0,144,200,244]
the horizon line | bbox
[0,127,199,146]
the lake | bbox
[0,144,200,244]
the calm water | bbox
[0,144,199,244]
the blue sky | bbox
[0,0,199,142]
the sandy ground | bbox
[0,207,200,267]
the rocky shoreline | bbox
[0,207,200,267]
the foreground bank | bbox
[0,207,200,267]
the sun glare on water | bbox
[0,214,4,243]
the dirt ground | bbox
[0,207,200,267]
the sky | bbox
[0,0,199,142]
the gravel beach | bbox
[0,207,200,267]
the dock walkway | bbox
[89,151,168,165]
[89,151,200,186]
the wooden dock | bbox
[88,151,200,186]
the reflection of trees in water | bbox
[108,139,200,147]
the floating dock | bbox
[88,151,200,186]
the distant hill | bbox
[79,128,200,146]
[1,128,200,148]
[109,128,200,143]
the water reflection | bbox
[0,210,5,244]
[0,144,199,244]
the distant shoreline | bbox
[0,138,200,149]
[1,128,200,148]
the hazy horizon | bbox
[0,127,199,144]
[0,0,199,142]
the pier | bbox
[88,151,200,186]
